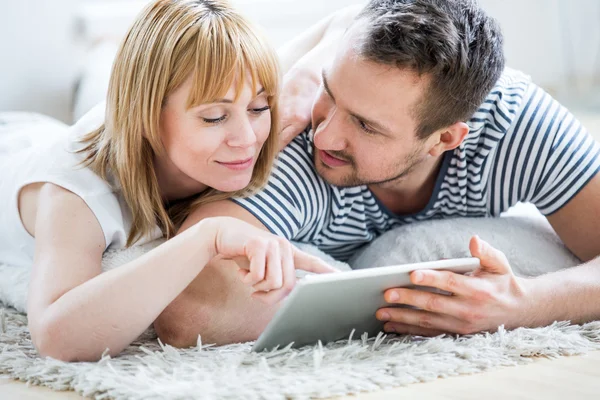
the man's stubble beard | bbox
[312,144,427,189]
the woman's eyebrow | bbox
[203,87,266,105]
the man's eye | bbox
[356,118,376,134]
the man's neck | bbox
[368,155,445,215]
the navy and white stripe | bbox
[233,68,600,261]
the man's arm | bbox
[374,179,600,336]
[154,200,280,347]
[277,4,363,74]
[546,173,600,262]
[277,4,363,148]
[375,90,600,335]
[514,87,600,325]
[522,173,600,325]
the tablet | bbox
[251,257,480,352]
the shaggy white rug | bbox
[2,305,600,400]
[2,203,600,399]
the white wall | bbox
[480,0,600,108]
[0,0,84,122]
[1,0,599,123]
[0,0,358,122]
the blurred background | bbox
[1,0,599,130]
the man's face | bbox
[310,27,434,189]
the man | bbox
[154,0,600,346]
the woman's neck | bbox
[153,154,208,203]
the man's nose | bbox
[313,108,346,151]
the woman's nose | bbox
[227,117,256,148]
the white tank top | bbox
[0,104,162,268]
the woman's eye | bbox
[250,106,270,114]
[200,106,269,123]
[202,115,227,124]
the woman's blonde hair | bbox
[78,0,280,246]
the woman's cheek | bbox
[256,114,272,145]
[195,126,227,151]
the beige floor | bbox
[2,350,600,399]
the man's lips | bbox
[318,150,349,167]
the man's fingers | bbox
[407,269,486,297]
[376,307,464,333]
[469,235,511,274]
[383,287,471,319]
[279,124,304,150]
[382,321,447,337]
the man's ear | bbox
[427,121,469,157]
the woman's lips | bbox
[217,157,254,171]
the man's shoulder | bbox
[230,131,331,238]
[486,68,531,108]
[496,67,532,88]
[468,68,533,136]
[276,131,323,183]
[279,130,314,164]
[237,130,333,210]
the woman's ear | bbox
[427,121,469,157]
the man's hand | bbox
[278,68,321,150]
[276,5,364,150]
[376,236,531,336]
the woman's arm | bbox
[27,184,220,361]
[27,184,336,362]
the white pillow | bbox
[349,203,580,277]
[0,112,68,155]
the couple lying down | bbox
[3,0,600,362]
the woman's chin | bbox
[211,177,252,193]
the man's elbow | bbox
[154,302,210,348]
[154,300,269,347]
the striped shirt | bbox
[232,69,600,261]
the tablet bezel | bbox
[252,257,480,352]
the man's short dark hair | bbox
[356,0,505,138]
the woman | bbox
[0,0,336,362]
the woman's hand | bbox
[209,216,339,304]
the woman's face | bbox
[156,73,272,199]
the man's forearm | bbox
[520,257,600,327]
[154,255,280,347]
[153,200,283,347]
[278,4,364,74]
